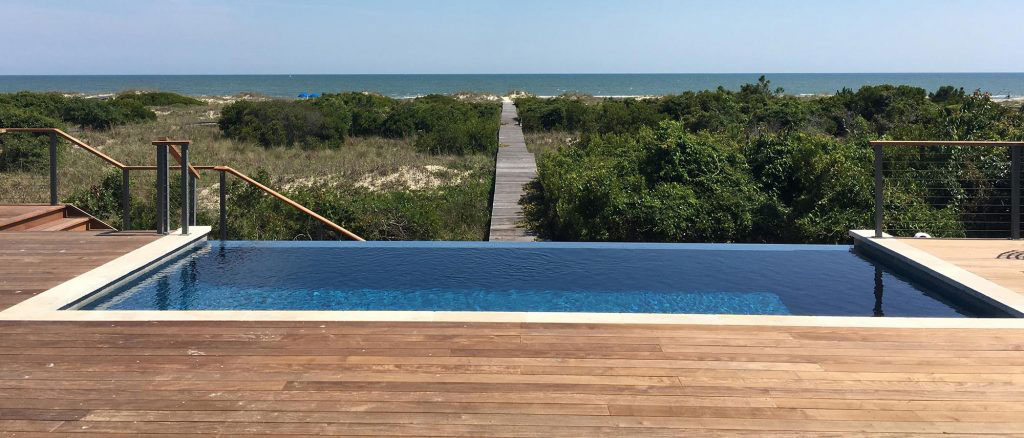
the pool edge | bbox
[849,229,1024,317]
[0,227,211,319]
[4,229,1024,328]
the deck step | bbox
[0,205,67,231]
[0,204,114,232]
[26,217,91,231]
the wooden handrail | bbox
[870,140,1024,147]
[1,127,126,168]
[168,145,201,179]
[214,166,365,241]
[124,165,364,240]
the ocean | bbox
[0,73,1021,99]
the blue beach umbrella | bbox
[297,93,309,99]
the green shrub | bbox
[217,93,499,154]
[218,100,346,148]
[114,91,204,106]
[0,105,64,172]
[525,121,765,242]
[518,78,1024,242]
[0,91,155,130]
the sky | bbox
[1,0,1022,75]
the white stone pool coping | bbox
[2,228,1023,328]
[849,229,1024,317]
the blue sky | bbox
[2,0,1021,74]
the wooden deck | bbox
[1,321,1023,435]
[1,232,1023,435]
[0,231,159,312]
[488,100,537,242]
[901,238,1024,298]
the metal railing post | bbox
[121,169,130,230]
[179,143,190,235]
[189,174,197,227]
[219,170,227,241]
[1012,146,1020,240]
[873,143,884,238]
[48,132,58,205]
[155,144,169,234]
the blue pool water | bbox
[77,242,1002,317]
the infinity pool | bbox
[75,241,1003,317]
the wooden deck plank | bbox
[900,238,1024,298]
[0,320,1020,435]
[0,231,159,312]
[0,317,1019,433]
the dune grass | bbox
[524,131,576,156]
[0,100,495,240]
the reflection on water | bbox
[873,266,884,317]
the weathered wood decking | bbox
[0,231,159,311]
[488,100,537,241]
[1,321,1024,435]
[2,232,1024,435]
[901,238,1024,299]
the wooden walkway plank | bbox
[488,100,537,241]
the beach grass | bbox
[524,131,575,156]
[0,100,495,239]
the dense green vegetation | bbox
[114,91,205,106]
[519,78,1024,242]
[0,92,158,172]
[2,90,498,241]
[0,91,155,130]
[218,93,500,154]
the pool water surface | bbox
[76,241,1004,317]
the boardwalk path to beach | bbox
[488,99,537,241]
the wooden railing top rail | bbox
[871,139,1024,239]
[104,167,364,240]
[167,145,201,179]
[870,140,1024,147]
[0,127,126,168]
[214,166,365,242]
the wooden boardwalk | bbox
[488,100,537,241]
[2,232,1024,435]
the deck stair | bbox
[0,204,114,232]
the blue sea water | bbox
[1,73,1022,98]
[77,241,1001,317]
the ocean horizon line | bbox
[3,73,1023,99]
[2,72,1023,76]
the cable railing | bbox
[871,140,1024,240]
[0,127,364,241]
